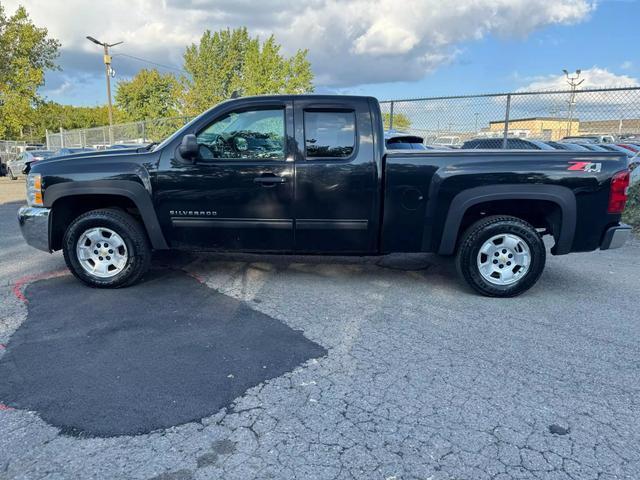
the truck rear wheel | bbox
[62,208,151,288]
[455,215,546,297]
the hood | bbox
[47,147,144,161]
[27,147,154,175]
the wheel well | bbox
[458,199,562,246]
[50,195,142,251]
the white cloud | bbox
[4,0,595,87]
[519,67,639,91]
[621,61,633,70]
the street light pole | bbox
[563,69,584,137]
[86,36,123,127]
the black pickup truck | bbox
[18,95,632,296]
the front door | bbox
[157,101,295,251]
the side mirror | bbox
[178,134,198,160]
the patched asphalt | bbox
[1,199,640,479]
[0,270,326,437]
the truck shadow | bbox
[0,269,326,437]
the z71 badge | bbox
[567,161,602,173]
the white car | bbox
[432,136,462,148]
[6,150,55,179]
[562,135,615,144]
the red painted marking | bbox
[567,161,590,171]
[0,403,14,411]
[12,269,69,304]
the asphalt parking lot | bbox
[1,180,640,480]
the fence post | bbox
[142,121,146,143]
[502,94,511,149]
[389,101,394,130]
[59,127,65,148]
[45,129,49,150]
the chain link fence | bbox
[45,116,194,150]
[32,86,640,150]
[380,87,640,147]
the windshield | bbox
[152,101,235,152]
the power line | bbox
[112,53,188,75]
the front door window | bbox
[196,109,285,161]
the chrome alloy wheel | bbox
[476,233,531,286]
[76,227,128,278]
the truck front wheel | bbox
[455,215,546,297]
[62,208,151,288]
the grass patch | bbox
[623,181,640,232]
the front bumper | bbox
[18,206,51,252]
[600,223,632,250]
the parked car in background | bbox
[546,141,590,151]
[562,135,615,144]
[432,136,462,148]
[578,144,610,152]
[7,150,55,180]
[462,138,555,150]
[599,144,639,158]
[384,131,429,150]
[617,144,639,154]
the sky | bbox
[4,0,639,106]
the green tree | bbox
[383,112,411,131]
[0,5,60,139]
[115,68,182,121]
[29,102,110,141]
[182,27,314,115]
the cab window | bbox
[304,110,356,159]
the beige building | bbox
[488,117,579,141]
[579,118,640,136]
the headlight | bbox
[26,173,43,207]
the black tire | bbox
[455,215,546,297]
[63,208,152,288]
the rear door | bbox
[293,98,379,253]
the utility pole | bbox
[86,36,123,127]
[563,69,584,137]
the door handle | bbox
[254,176,287,185]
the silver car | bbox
[7,150,55,180]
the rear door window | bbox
[304,110,356,159]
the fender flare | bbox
[437,184,576,256]
[44,180,169,250]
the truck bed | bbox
[381,149,628,254]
